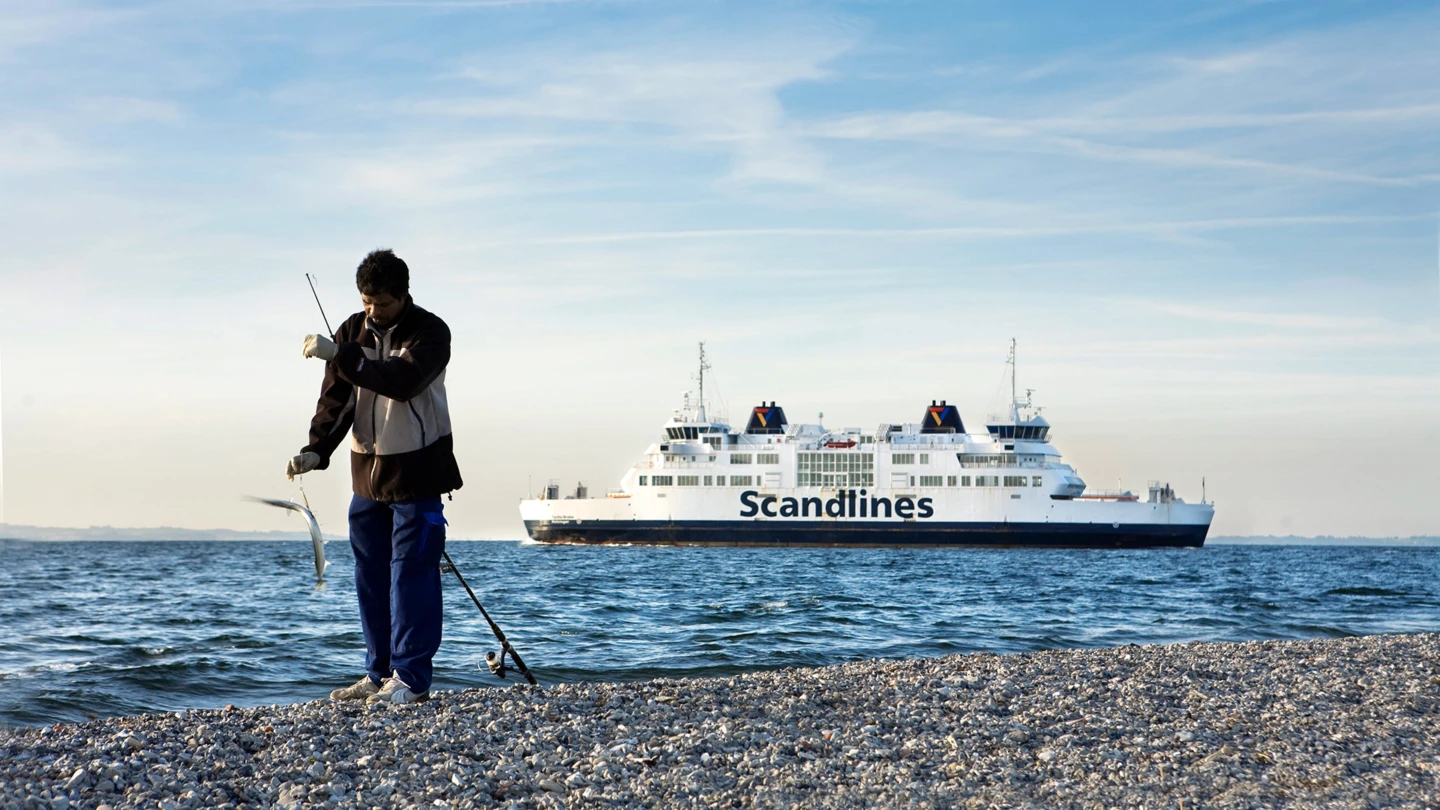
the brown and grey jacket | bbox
[302,299,463,502]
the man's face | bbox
[362,291,406,328]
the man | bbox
[289,248,463,705]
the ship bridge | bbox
[660,341,731,443]
[986,414,1050,443]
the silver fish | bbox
[247,496,330,581]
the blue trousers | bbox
[348,495,446,693]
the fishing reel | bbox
[483,649,513,680]
[439,559,456,574]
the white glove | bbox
[286,451,321,481]
[302,334,338,361]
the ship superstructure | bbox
[520,343,1212,547]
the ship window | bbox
[947,476,957,487]
[961,475,971,486]
[731,454,753,465]
[652,475,674,486]
[678,475,699,486]
[714,476,725,486]
[919,454,929,464]
[795,452,874,487]
[975,475,999,487]
[892,453,915,465]
[730,475,754,487]
[757,453,779,464]
[958,454,1019,468]
[919,475,943,487]
[639,476,647,486]
[1033,476,1043,487]
[704,475,713,486]
[1004,475,1027,487]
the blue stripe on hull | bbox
[523,520,1208,548]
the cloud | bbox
[1143,301,1386,331]
[0,4,142,62]
[235,0,607,8]
[809,111,1424,186]
[70,96,184,124]
[416,24,857,186]
[0,124,104,173]
[437,214,1429,249]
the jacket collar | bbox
[365,296,413,338]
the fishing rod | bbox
[301,273,538,685]
[305,273,335,339]
[440,551,538,685]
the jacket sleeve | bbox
[332,318,450,403]
[301,318,360,468]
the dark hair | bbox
[356,249,409,298]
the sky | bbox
[1,0,1437,539]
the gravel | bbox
[2,633,1438,809]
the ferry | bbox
[519,343,1213,548]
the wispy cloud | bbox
[0,4,143,61]
[1143,301,1387,331]
[0,124,106,173]
[442,214,1429,248]
[810,111,1425,186]
[230,0,615,9]
[70,96,184,124]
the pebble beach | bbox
[3,633,1438,809]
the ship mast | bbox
[1008,337,1017,420]
[697,341,711,422]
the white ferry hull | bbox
[520,491,1212,548]
[523,519,1207,548]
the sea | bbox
[2,539,1439,728]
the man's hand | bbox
[302,334,339,361]
[287,451,321,481]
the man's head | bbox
[356,249,409,328]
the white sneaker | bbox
[329,675,381,702]
[366,672,428,705]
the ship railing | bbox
[1076,489,1137,500]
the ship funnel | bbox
[745,402,788,434]
[920,400,964,434]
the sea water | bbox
[2,539,1438,727]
